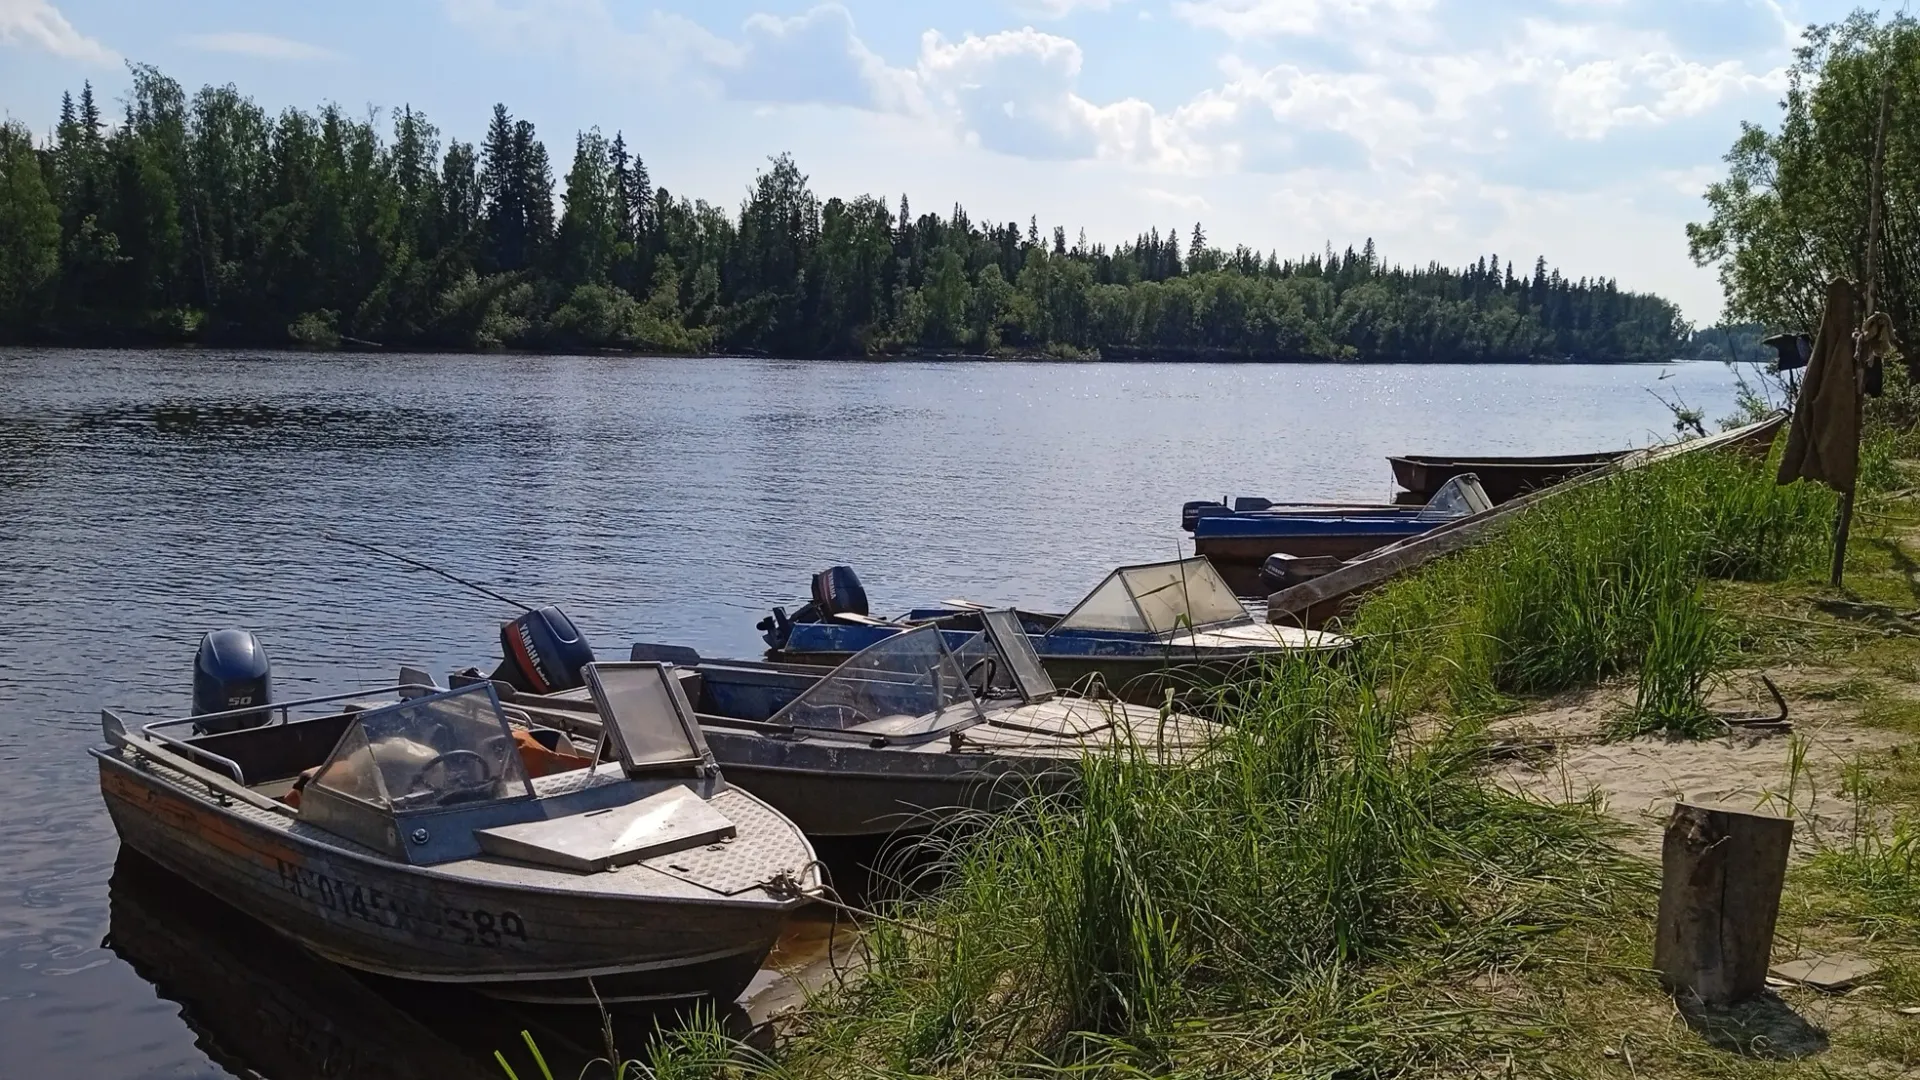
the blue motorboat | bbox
[756,557,1349,705]
[1181,474,1492,594]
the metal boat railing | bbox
[137,682,437,785]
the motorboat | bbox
[487,612,1225,839]
[757,557,1347,704]
[1181,474,1492,593]
[93,626,821,1005]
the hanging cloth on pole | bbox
[1778,280,1864,494]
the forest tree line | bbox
[0,65,1693,362]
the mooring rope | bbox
[761,862,947,941]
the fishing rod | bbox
[321,533,534,613]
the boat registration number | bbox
[276,860,528,948]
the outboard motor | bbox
[758,565,869,650]
[1181,500,1234,532]
[490,605,595,694]
[811,565,868,619]
[192,629,273,733]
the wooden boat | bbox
[1183,475,1492,594]
[512,614,1223,839]
[1389,450,1628,503]
[758,557,1347,705]
[94,663,820,1006]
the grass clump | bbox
[1355,448,1834,734]
[773,651,1639,1078]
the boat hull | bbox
[96,751,787,1005]
[1194,531,1412,594]
[700,729,1065,839]
[1389,452,1626,503]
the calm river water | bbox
[0,349,1744,1077]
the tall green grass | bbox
[1355,447,1834,732]
[774,650,1638,1078]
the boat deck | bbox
[102,747,814,905]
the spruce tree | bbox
[78,82,102,146]
[479,104,521,271]
[515,120,554,269]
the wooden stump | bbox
[1656,803,1794,1005]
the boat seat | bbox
[274,766,322,808]
[252,777,302,802]
[514,727,594,778]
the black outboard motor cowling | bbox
[192,629,273,733]
[758,565,869,650]
[1181,500,1233,532]
[491,605,595,694]
[810,565,868,618]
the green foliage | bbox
[1689,12,1920,352]
[0,122,61,330]
[1,67,1688,360]
[286,308,340,348]
[1811,820,1920,939]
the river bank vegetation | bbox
[0,67,1696,362]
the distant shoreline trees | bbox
[0,64,1691,363]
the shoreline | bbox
[0,340,1713,366]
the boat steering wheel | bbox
[410,747,498,801]
[964,656,998,696]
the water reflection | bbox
[104,850,792,1080]
[66,402,456,448]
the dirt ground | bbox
[1491,671,1911,858]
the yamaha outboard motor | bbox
[759,565,869,649]
[192,629,273,733]
[811,565,868,619]
[1181,500,1234,532]
[490,605,595,694]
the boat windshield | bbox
[1415,474,1493,521]
[769,625,985,736]
[585,661,712,775]
[310,684,533,811]
[1052,558,1247,635]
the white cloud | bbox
[0,0,114,63]
[907,28,1230,170]
[179,31,339,62]
[442,0,735,90]
[1015,0,1129,18]
[436,0,1796,319]
[1171,0,1435,39]
[1138,186,1210,212]
[719,6,923,113]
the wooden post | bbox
[1831,76,1896,586]
[1655,803,1794,1005]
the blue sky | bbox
[0,0,1879,322]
